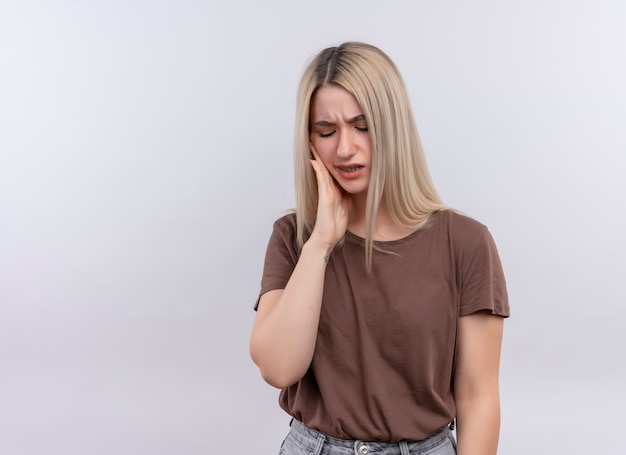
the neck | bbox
[348,192,368,222]
[349,196,402,240]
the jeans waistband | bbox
[287,418,452,455]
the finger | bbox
[309,158,324,181]
[309,146,328,175]
[310,161,322,189]
[309,143,319,160]
[311,145,338,186]
[309,151,332,189]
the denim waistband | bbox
[286,419,453,455]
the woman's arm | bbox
[249,238,331,389]
[249,148,349,389]
[454,311,504,455]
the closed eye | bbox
[318,131,336,138]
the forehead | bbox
[310,85,363,118]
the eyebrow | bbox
[313,114,366,127]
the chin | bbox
[342,186,367,196]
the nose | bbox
[337,129,356,159]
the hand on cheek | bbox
[309,145,350,249]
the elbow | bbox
[249,344,303,389]
[259,368,300,389]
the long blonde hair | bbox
[294,42,445,268]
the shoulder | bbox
[266,212,300,255]
[432,209,489,240]
[431,210,503,264]
[271,212,297,234]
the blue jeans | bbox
[279,419,457,455]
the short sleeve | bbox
[457,223,510,317]
[254,214,300,310]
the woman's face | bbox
[309,85,372,198]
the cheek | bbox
[311,139,335,164]
[317,153,335,172]
[359,137,373,161]
[358,134,372,150]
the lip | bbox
[336,164,365,179]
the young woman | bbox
[250,42,509,455]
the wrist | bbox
[303,236,334,262]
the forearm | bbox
[455,392,501,455]
[250,238,331,388]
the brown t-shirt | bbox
[257,210,509,442]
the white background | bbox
[1,1,625,454]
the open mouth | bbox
[339,166,363,173]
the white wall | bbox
[1,1,624,453]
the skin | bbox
[310,84,371,212]
[249,86,357,389]
[250,84,504,455]
[454,311,504,455]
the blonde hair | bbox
[294,42,446,268]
